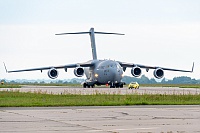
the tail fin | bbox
[56,28,124,60]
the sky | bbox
[0,0,200,80]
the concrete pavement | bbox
[0,106,200,133]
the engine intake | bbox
[154,68,164,79]
[131,66,142,77]
[48,68,58,79]
[74,67,84,77]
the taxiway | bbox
[1,85,200,95]
[0,106,200,133]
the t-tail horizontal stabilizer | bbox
[56,28,124,60]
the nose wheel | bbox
[109,82,124,88]
[110,85,115,88]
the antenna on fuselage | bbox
[55,28,124,60]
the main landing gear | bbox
[83,83,94,88]
[82,82,125,88]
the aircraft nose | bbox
[109,68,122,81]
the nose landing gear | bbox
[110,82,115,88]
[109,82,124,88]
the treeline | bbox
[122,75,200,84]
[1,76,200,85]
[0,78,85,85]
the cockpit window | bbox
[99,63,120,69]
[117,64,121,69]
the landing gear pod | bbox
[48,68,58,79]
[74,67,84,77]
[154,68,164,79]
[131,66,142,77]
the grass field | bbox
[0,91,199,107]
[1,83,200,107]
[0,84,21,88]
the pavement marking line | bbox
[111,127,159,131]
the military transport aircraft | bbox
[4,28,194,88]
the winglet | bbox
[191,62,194,72]
[3,62,8,73]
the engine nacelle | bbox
[131,66,142,77]
[154,68,164,79]
[48,68,58,79]
[74,67,84,77]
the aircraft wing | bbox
[4,61,95,73]
[117,61,194,73]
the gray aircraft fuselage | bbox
[84,60,123,86]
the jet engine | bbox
[48,68,58,79]
[153,68,164,79]
[131,66,142,77]
[74,67,84,77]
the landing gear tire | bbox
[83,83,87,88]
[110,85,115,88]
[119,84,123,88]
[83,83,95,88]
[115,85,119,88]
[83,83,91,88]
